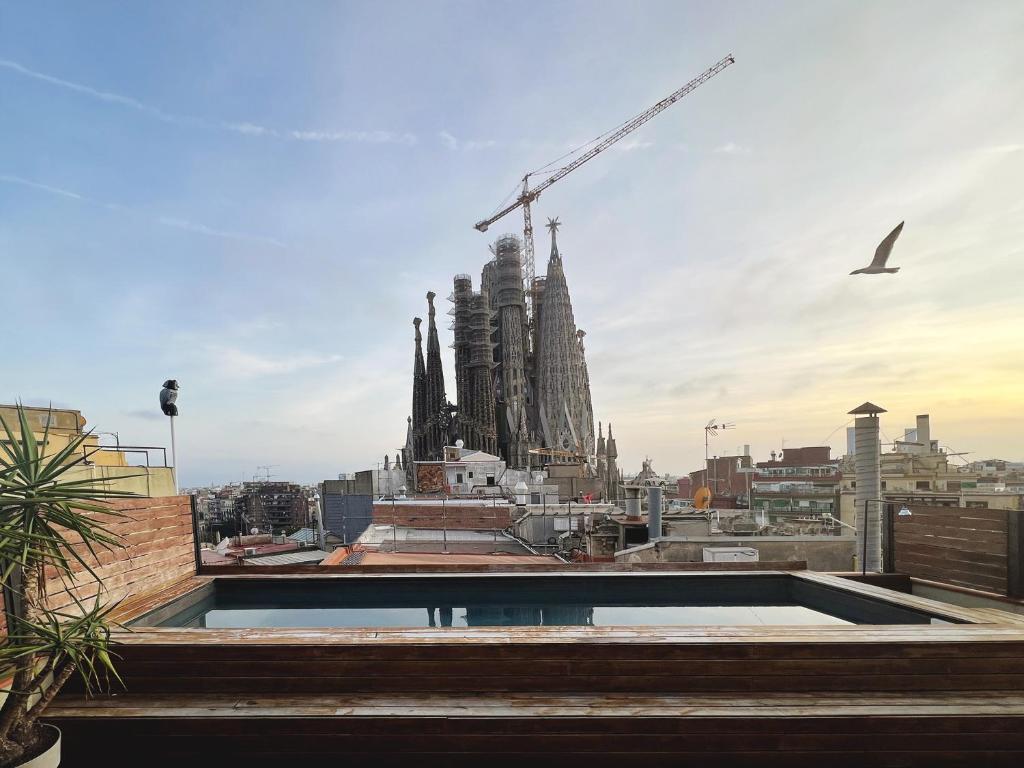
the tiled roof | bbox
[200,549,234,565]
[286,528,329,544]
[242,549,329,566]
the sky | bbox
[2,0,1022,486]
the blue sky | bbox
[2,0,1022,485]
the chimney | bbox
[647,486,663,540]
[624,486,642,520]
[848,402,886,572]
[916,414,931,453]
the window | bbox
[916,481,930,490]
[966,501,989,509]
[880,481,887,490]
[468,472,474,479]
[456,473,464,483]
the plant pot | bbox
[15,725,60,768]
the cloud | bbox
[438,130,459,150]
[156,216,288,248]
[612,140,654,152]
[125,408,164,421]
[0,57,189,124]
[438,131,497,151]
[0,173,83,200]
[2,173,287,248]
[205,346,343,378]
[226,122,273,137]
[0,57,416,146]
[980,144,1023,155]
[289,130,417,145]
[464,139,498,151]
[713,142,752,155]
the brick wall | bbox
[372,503,513,531]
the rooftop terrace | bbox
[16,493,1024,765]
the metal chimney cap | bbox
[848,401,887,416]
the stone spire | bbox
[402,415,414,485]
[535,218,595,460]
[605,423,619,502]
[578,328,596,459]
[488,235,531,469]
[451,274,498,456]
[424,291,451,460]
[411,317,426,461]
[595,421,608,499]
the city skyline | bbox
[3,0,1022,485]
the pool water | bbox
[193,604,849,628]
[140,573,956,629]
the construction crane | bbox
[473,54,735,315]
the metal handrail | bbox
[85,444,169,467]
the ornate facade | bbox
[407,219,602,474]
[451,275,498,456]
[410,293,454,462]
[534,218,595,460]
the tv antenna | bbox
[256,464,278,482]
[704,419,735,492]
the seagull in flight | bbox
[851,222,904,275]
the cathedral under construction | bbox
[407,219,598,473]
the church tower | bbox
[423,291,452,460]
[411,317,427,461]
[487,235,531,469]
[451,274,498,456]
[605,423,619,501]
[535,218,595,459]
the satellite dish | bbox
[694,486,713,510]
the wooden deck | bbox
[50,692,1024,766]
[46,568,1024,764]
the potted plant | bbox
[0,406,130,766]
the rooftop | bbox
[243,549,330,566]
[322,551,561,566]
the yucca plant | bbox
[0,405,135,766]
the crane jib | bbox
[472,54,735,233]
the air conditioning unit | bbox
[244,547,257,557]
[702,546,758,563]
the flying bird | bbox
[850,222,904,275]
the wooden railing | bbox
[886,503,1024,598]
[43,495,198,613]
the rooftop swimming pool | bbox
[133,572,959,628]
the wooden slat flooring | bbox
[53,568,1024,763]
[48,691,1024,718]
[47,692,1024,766]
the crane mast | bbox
[474,54,735,318]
